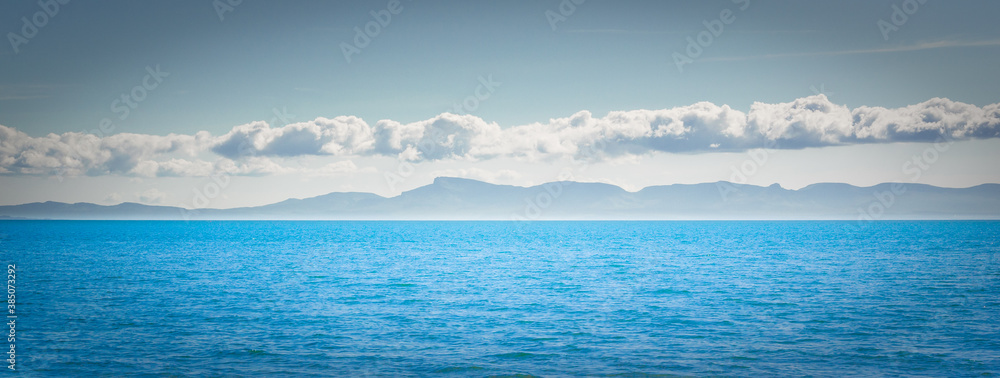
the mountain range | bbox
[1,177,999,221]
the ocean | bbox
[1,220,998,376]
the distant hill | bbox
[1,177,998,221]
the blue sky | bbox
[1,0,1000,208]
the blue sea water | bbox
[1,220,998,376]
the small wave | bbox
[491,352,556,359]
[433,365,486,373]
[649,288,692,295]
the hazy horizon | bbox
[4,175,1000,210]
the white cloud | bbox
[851,98,1000,142]
[0,126,211,176]
[0,96,997,177]
[211,116,374,159]
[371,113,503,160]
[747,95,853,148]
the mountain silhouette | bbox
[1,177,998,221]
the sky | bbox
[1,0,999,208]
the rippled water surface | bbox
[2,221,999,376]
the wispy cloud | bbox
[735,29,821,35]
[704,39,1000,62]
[564,28,818,36]
[0,84,65,101]
[0,95,50,101]
[563,28,683,35]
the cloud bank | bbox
[1,95,997,177]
